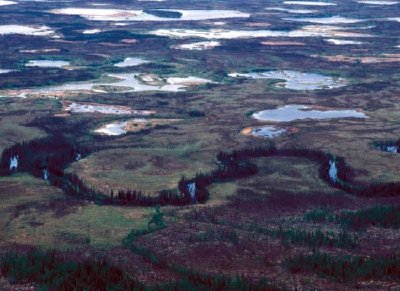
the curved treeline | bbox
[2,137,400,207]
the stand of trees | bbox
[2,138,400,207]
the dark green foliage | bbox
[285,252,400,282]
[304,208,335,223]
[188,110,206,117]
[123,206,167,247]
[148,205,166,228]
[270,228,358,249]
[0,251,144,290]
[189,228,239,245]
[128,245,280,291]
[305,205,400,231]
[338,205,400,230]
[155,274,280,291]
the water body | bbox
[325,39,363,45]
[0,0,16,6]
[0,25,57,37]
[229,70,346,90]
[150,26,372,39]
[329,160,338,182]
[252,105,367,122]
[9,156,18,172]
[25,74,214,95]
[25,60,70,68]
[50,8,250,22]
[376,144,399,153]
[0,69,13,74]
[283,16,364,24]
[357,0,398,4]
[94,121,128,136]
[265,7,317,13]
[283,1,337,6]
[172,41,221,50]
[249,126,286,138]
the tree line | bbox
[2,138,400,207]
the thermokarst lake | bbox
[229,70,347,90]
[252,105,367,122]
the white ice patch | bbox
[265,7,317,13]
[25,60,70,68]
[284,1,337,5]
[283,15,365,24]
[65,102,132,115]
[357,0,398,4]
[82,29,102,34]
[10,73,215,97]
[387,17,400,22]
[94,121,128,136]
[172,41,221,50]
[50,8,250,22]
[149,25,372,39]
[0,0,16,5]
[0,25,57,37]
[114,57,150,67]
[325,38,363,45]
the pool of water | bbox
[229,70,347,90]
[25,60,70,68]
[252,105,367,122]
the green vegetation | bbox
[0,250,144,290]
[269,228,358,249]
[305,205,400,230]
[339,205,400,230]
[304,208,335,223]
[286,252,400,282]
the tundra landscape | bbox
[0,0,399,290]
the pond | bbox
[0,25,57,37]
[283,1,337,6]
[50,8,250,22]
[265,7,317,14]
[325,39,363,45]
[229,70,347,90]
[357,0,398,4]
[0,69,13,74]
[375,142,399,154]
[328,160,338,182]
[94,118,180,136]
[94,121,128,136]
[150,25,372,39]
[283,16,364,24]
[172,41,221,50]
[252,105,367,122]
[64,102,155,116]
[4,73,215,97]
[241,126,286,138]
[0,0,15,6]
[25,60,70,68]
